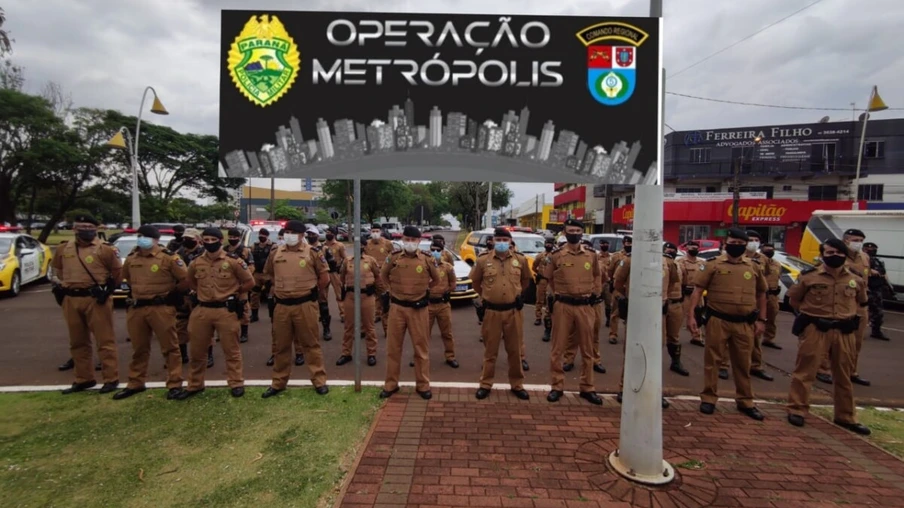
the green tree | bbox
[265,199,303,221]
[72,185,130,225]
[404,182,450,225]
[0,8,11,56]
[321,180,413,225]
[447,182,513,230]
[202,201,236,222]
[312,208,335,226]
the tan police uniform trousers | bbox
[272,300,327,390]
[788,325,858,424]
[126,305,182,390]
[63,296,119,385]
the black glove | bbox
[341,287,348,301]
[515,295,524,311]
[442,291,451,303]
[546,295,555,313]
[51,284,65,306]
[381,292,390,314]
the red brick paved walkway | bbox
[338,388,904,508]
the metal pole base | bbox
[607,450,675,486]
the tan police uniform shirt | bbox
[340,253,384,294]
[613,255,632,297]
[263,244,328,299]
[381,250,439,302]
[695,254,767,316]
[441,250,455,265]
[787,265,867,319]
[544,245,602,297]
[677,256,705,294]
[121,245,188,299]
[470,251,531,304]
[188,251,254,303]
[52,238,121,289]
[429,260,458,298]
[324,239,347,269]
[761,255,782,292]
[608,250,629,280]
[665,256,682,300]
[364,238,395,270]
[226,243,254,275]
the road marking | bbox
[879,326,904,333]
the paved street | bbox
[4,279,904,406]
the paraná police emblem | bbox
[228,15,300,107]
[576,22,648,107]
[849,280,857,288]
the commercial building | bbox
[239,186,323,223]
[515,194,553,231]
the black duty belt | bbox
[64,288,93,297]
[484,300,518,311]
[682,286,695,296]
[428,297,446,305]
[706,307,757,324]
[198,301,227,308]
[276,292,318,306]
[555,295,595,306]
[767,287,781,296]
[132,297,167,308]
[391,297,429,309]
[860,302,869,308]
[669,298,683,304]
[345,285,376,295]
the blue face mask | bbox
[432,251,441,260]
[137,237,154,249]
[494,241,510,253]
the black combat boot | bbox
[250,308,259,323]
[240,325,249,344]
[667,343,689,376]
[207,346,214,368]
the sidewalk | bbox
[338,388,904,508]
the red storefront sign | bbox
[613,205,634,224]
[573,208,585,220]
[612,199,865,226]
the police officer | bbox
[175,227,255,400]
[677,241,706,347]
[364,225,394,334]
[249,228,273,323]
[305,226,334,341]
[225,228,253,343]
[52,213,122,394]
[114,225,188,400]
[432,234,456,265]
[687,228,767,421]
[562,239,608,375]
[533,235,555,327]
[598,239,613,328]
[379,226,439,400]
[264,228,305,368]
[470,227,531,400]
[864,242,890,340]
[747,241,781,381]
[611,243,676,408]
[336,230,383,367]
[427,239,459,368]
[324,227,348,323]
[817,229,871,386]
[663,242,690,377]
[545,219,603,405]
[607,236,632,344]
[786,239,870,435]
[473,236,495,338]
[175,228,212,367]
[165,224,185,252]
[262,220,331,398]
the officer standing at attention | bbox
[224,228,254,343]
[687,228,768,420]
[175,229,212,367]
[597,239,613,328]
[262,220,331,398]
[562,239,609,375]
[305,226,335,341]
[165,224,186,252]
[176,227,255,400]
[336,229,383,367]
[545,219,603,405]
[817,229,871,386]
[663,242,690,377]
[785,239,870,435]
[264,229,305,368]
[677,241,706,347]
[249,228,273,323]
[474,236,495,339]
[469,227,531,400]
[52,214,122,394]
[426,239,460,368]
[747,241,781,381]
[533,235,555,327]
[114,225,188,400]
[379,226,439,400]
[324,227,348,323]
[607,236,632,344]
[431,234,456,265]
[365,225,394,334]
[864,242,890,340]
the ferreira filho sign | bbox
[218,11,661,184]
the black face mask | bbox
[866,250,877,257]
[600,245,609,252]
[665,251,677,259]
[174,233,183,240]
[259,236,268,244]
[623,245,632,254]
[687,248,699,256]
[763,250,775,258]
[228,238,240,246]
[204,241,221,253]
[306,235,318,244]
[326,234,335,241]
[725,244,746,258]
[565,233,581,244]
[76,230,97,242]
[823,255,846,268]
[545,244,553,252]
[183,239,197,249]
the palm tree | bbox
[0,8,11,56]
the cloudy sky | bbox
[4,0,903,214]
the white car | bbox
[391,239,477,301]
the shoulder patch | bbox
[174,258,185,267]
[162,248,174,255]
[799,266,817,276]
[707,257,718,262]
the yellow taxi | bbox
[459,228,546,303]
[0,233,54,297]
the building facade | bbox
[515,194,553,231]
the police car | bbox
[0,233,54,297]
[391,239,477,301]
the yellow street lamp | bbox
[853,86,888,210]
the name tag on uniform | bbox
[718,270,730,275]
[275,258,287,263]
[812,284,829,290]
[563,263,574,267]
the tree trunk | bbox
[25,185,37,235]
[0,174,16,225]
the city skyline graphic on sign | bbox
[222,96,658,186]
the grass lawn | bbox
[813,406,904,458]
[0,387,382,508]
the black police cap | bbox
[745,230,762,240]
[686,240,699,247]
[172,224,185,233]
[137,225,160,239]
[277,228,286,236]
[663,242,677,250]
[227,228,241,237]
[493,227,512,239]
[623,236,633,242]
[402,225,421,238]
[259,228,269,236]
[864,242,877,249]
[844,228,866,239]
[201,227,223,240]
[564,218,583,229]
[761,242,775,248]
[72,213,99,226]
[285,220,306,233]
[726,228,749,242]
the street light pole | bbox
[853,86,889,211]
[732,136,762,228]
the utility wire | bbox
[666,91,904,111]
[668,0,827,79]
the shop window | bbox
[614,198,620,208]
[625,195,633,205]
[675,187,702,193]
[705,186,718,193]
[864,141,885,159]
[858,184,884,201]
[808,185,838,201]
[689,148,711,164]
[679,225,712,244]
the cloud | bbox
[4,0,902,209]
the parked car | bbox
[391,239,477,301]
[0,233,54,297]
[679,239,721,252]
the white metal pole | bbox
[487,182,493,228]
[353,178,362,392]
[131,86,154,229]
[852,89,873,211]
